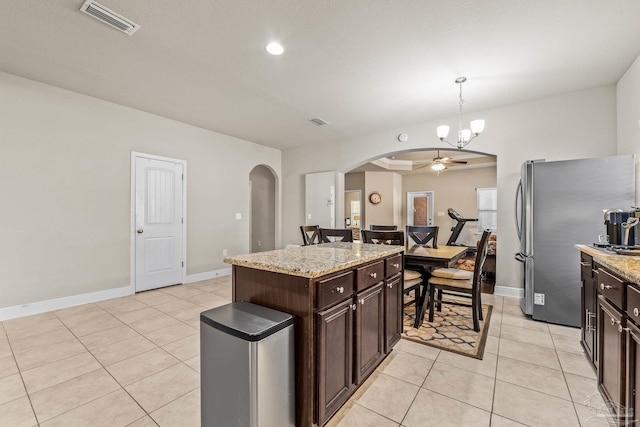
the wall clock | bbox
[369,192,382,204]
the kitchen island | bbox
[577,244,640,424]
[225,242,404,427]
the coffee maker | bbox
[604,208,639,246]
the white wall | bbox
[617,54,640,201]
[0,71,281,309]
[283,85,618,291]
[364,171,401,229]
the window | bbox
[477,187,497,232]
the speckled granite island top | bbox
[224,242,404,278]
[577,244,640,284]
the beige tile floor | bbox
[0,277,613,427]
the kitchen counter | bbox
[224,242,403,278]
[576,244,640,283]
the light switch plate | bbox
[235,213,242,220]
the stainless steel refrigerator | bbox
[515,155,635,327]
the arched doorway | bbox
[249,165,276,253]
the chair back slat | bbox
[361,230,404,246]
[370,225,398,231]
[472,230,492,286]
[406,225,438,248]
[300,225,320,245]
[318,228,354,243]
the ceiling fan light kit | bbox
[437,77,485,149]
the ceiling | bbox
[1,1,639,150]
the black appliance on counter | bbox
[603,208,639,246]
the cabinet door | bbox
[317,299,354,426]
[354,282,385,385]
[581,263,596,364]
[627,322,640,426]
[598,296,626,415]
[384,273,402,353]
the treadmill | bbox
[446,208,478,255]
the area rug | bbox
[402,300,492,360]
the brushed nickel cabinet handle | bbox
[351,304,357,311]
[392,263,400,268]
[601,283,612,290]
[370,272,377,279]
[580,261,590,267]
[360,298,365,305]
[335,286,344,294]
[634,307,639,317]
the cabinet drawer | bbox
[317,271,354,309]
[356,261,384,291]
[597,268,625,309]
[627,285,640,322]
[385,255,403,278]
[580,252,593,278]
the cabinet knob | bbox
[635,308,639,317]
[359,298,365,305]
[611,317,616,326]
[370,272,377,279]
[392,263,400,268]
[388,283,394,289]
[619,324,624,333]
[351,304,357,311]
[336,286,344,294]
[601,283,612,290]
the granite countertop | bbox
[576,244,640,284]
[224,242,404,278]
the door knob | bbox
[137,229,144,234]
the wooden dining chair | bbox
[427,229,491,331]
[361,230,427,326]
[300,225,321,245]
[318,228,353,243]
[406,225,438,248]
[370,225,398,231]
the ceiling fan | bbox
[415,150,468,170]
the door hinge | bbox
[181,217,184,224]
[182,174,184,180]
[181,261,184,267]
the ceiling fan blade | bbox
[414,163,432,170]
[447,160,468,165]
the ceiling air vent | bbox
[308,117,329,126]
[80,0,140,35]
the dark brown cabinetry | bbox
[384,273,402,353]
[233,251,402,427]
[317,299,354,426]
[626,319,640,425]
[581,249,640,425]
[581,252,597,364]
[598,295,626,414]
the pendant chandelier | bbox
[436,77,485,149]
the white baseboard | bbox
[0,286,132,322]
[494,285,524,299]
[185,268,232,284]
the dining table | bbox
[404,244,468,327]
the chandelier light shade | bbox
[437,77,485,149]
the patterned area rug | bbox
[402,300,492,360]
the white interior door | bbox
[134,155,185,292]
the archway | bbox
[249,165,276,253]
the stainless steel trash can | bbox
[200,301,295,427]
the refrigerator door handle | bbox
[515,179,523,241]
[515,252,526,263]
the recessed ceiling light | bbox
[265,42,284,55]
